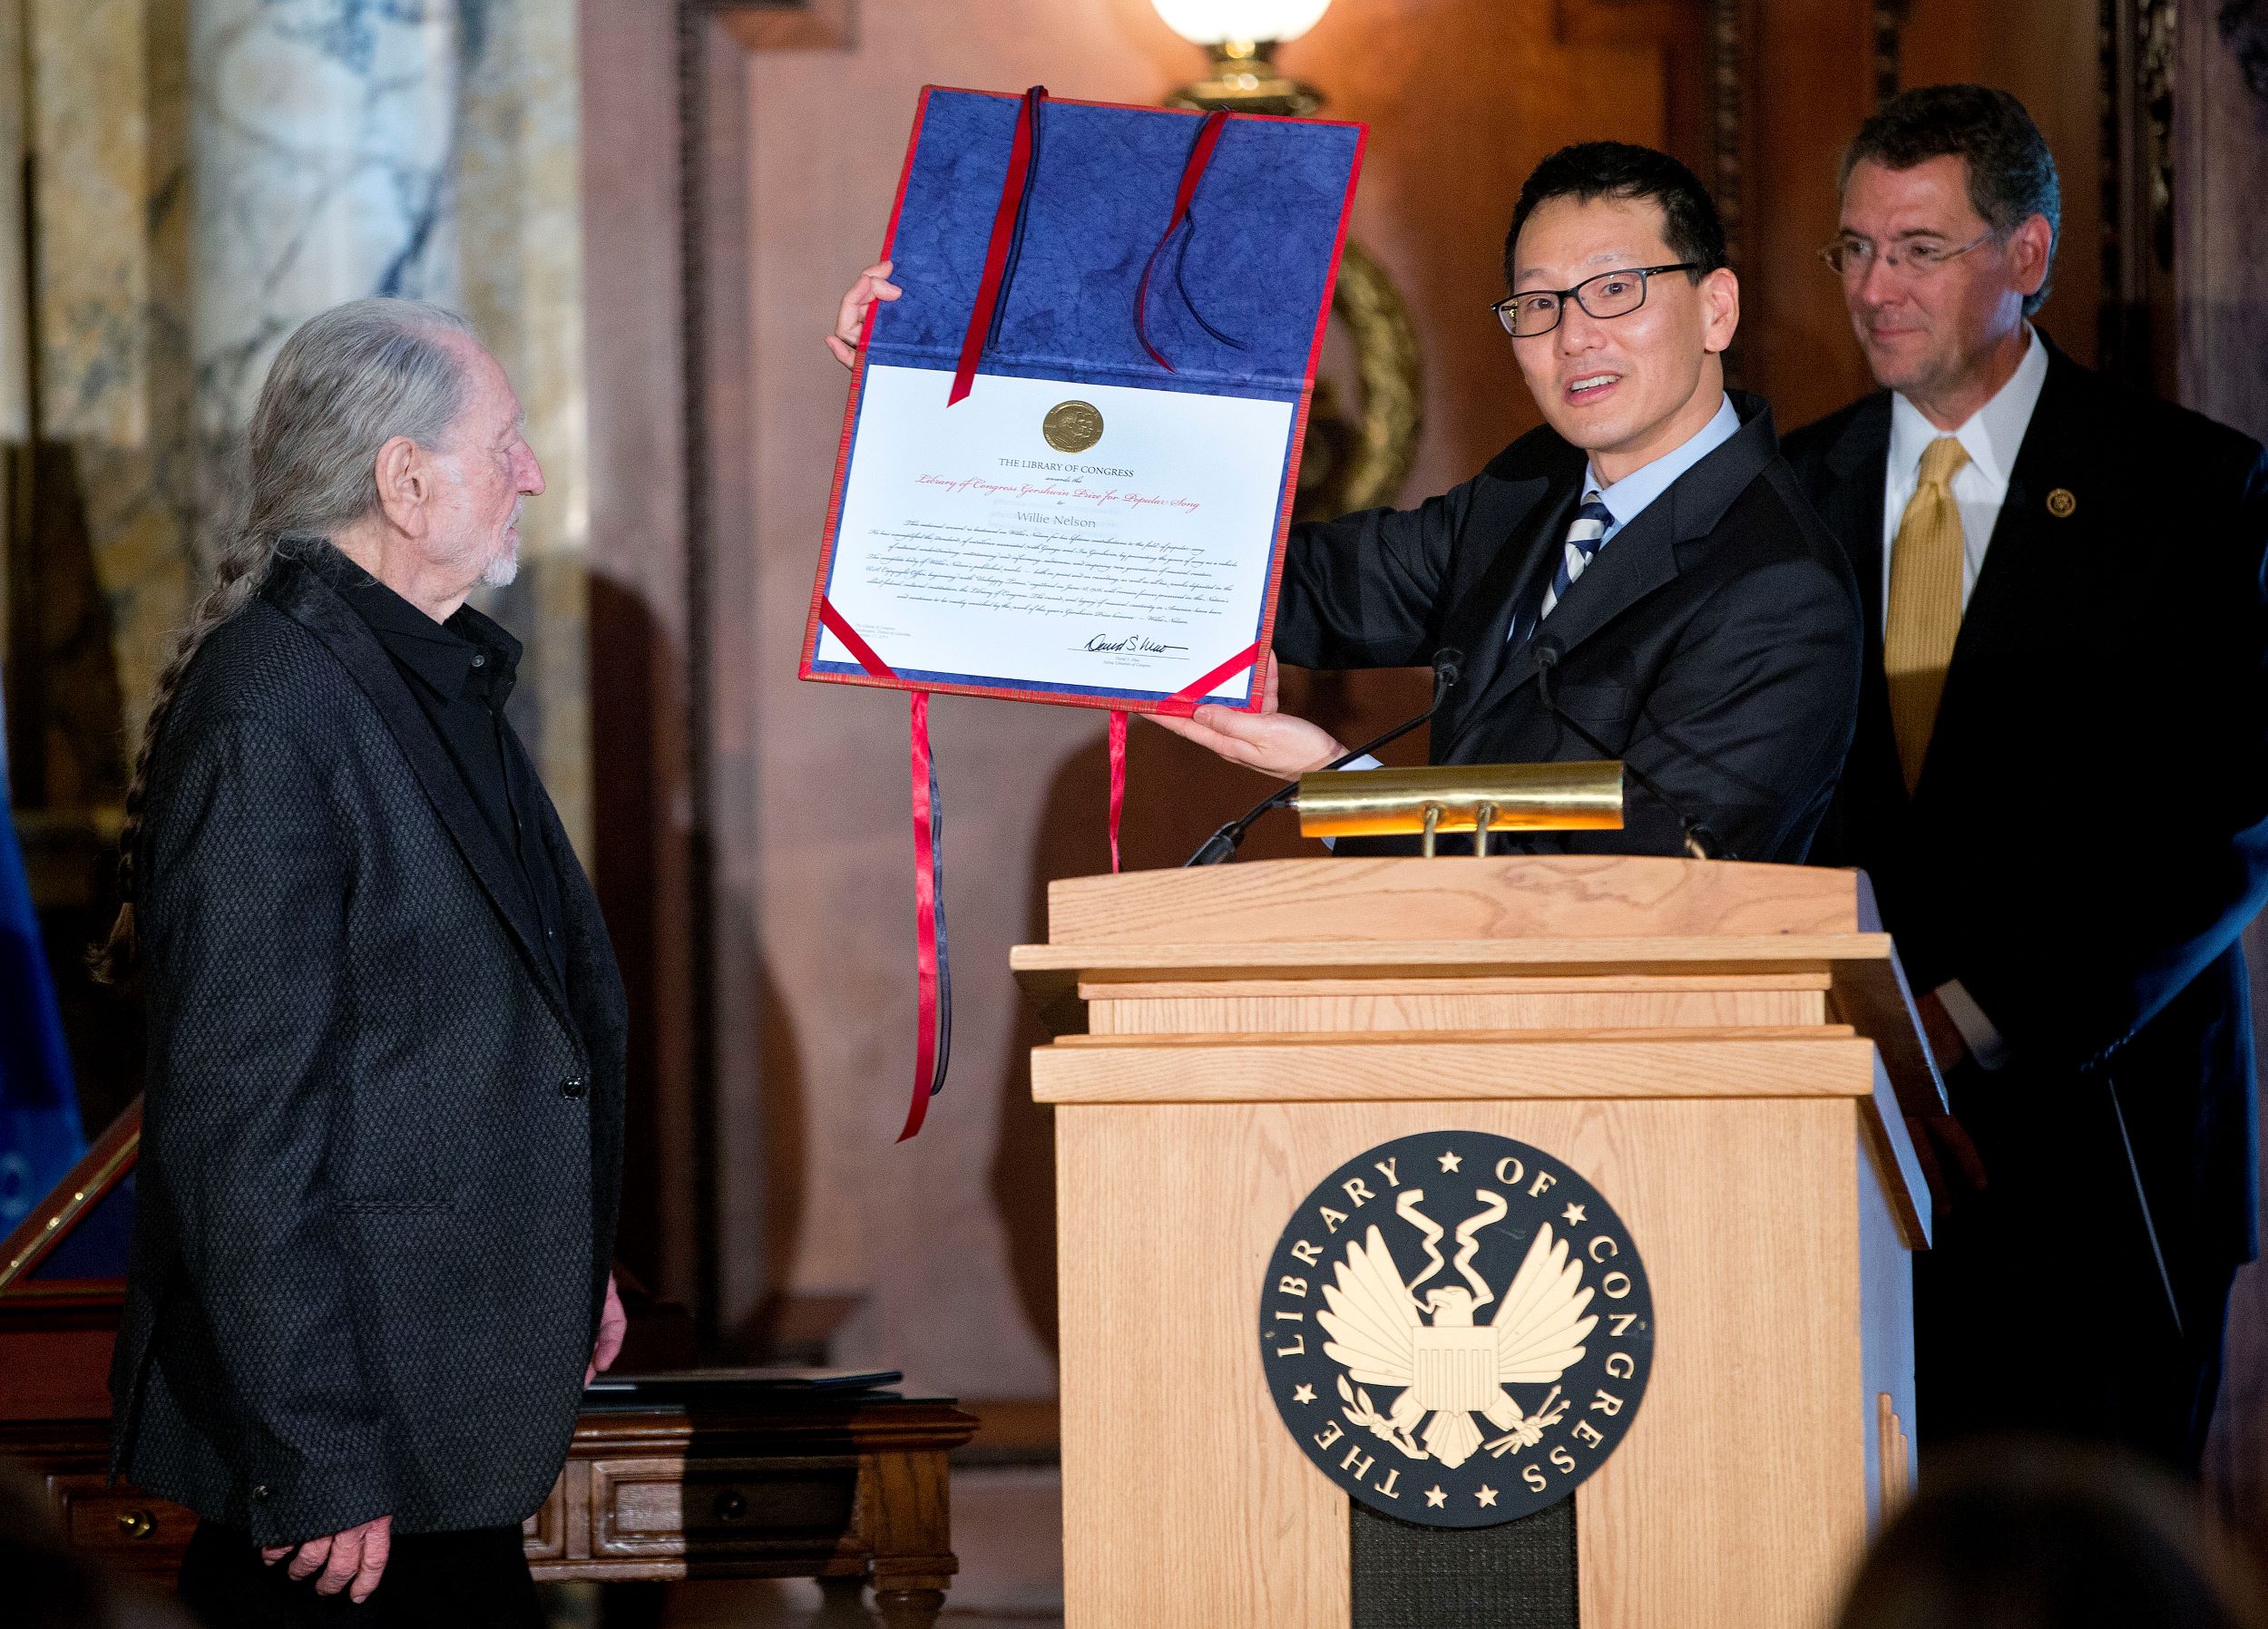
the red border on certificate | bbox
[797,86,1369,717]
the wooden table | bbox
[5,1396,979,1627]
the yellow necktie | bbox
[1882,435,1970,792]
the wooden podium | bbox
[1014,855,1942,1629]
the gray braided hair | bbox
[93,297,474,982]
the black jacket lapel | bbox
[263,551,578,1026]
[1931,340,2088,752]
[1799,392,1906,836]
[1438,472,1569,706]
[1429,433,1587,746]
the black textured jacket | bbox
[1784,341,2268,1295]
[110,543,630,1544]
[1277,392,1864,861]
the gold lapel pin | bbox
[2047,487,2077,518]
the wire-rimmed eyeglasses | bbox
[1818,228,1999,278]
[1490,263,1698,339]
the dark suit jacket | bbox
[110,545,630,1544]
[1784,340,2268,1299]
[1276,392,1864,862]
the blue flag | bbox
[0,697,84,1229]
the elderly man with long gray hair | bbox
[96,299,631,1625]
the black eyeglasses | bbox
[1490,263,1699,338]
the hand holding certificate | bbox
[821,366,1294,705]
[801,84,1364,1138]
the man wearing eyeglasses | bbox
[1782,83,2268,1472]
[830,143,1859,858]
[1124,140,1861,861]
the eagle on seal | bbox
[1317,1191,1598,1469]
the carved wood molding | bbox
[1710,0,1744,275]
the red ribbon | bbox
[903,690,951,1141]
[819,600,949,1141]
[1107,710,1129,873]
[1158,641,1264,717]
[949,86,1046,406]
[819,597,894,678]
[1134,111,1231,374]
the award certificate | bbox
[800,86,1365,715]
[814,367,1294,707]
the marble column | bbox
[7,0,593,1172]
[189,0,462,521]
[4,0,596,847]
[186,0,591,852]
[11,0,592,818]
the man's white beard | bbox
[481,541,521,589]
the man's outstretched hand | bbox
[262,1514,392,1603]
[1145,649,1349,780]
[826,260,901,367]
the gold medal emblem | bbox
[1043,400,1104,454]
[2047,487,2077,518]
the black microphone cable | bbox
[1184,649,1464,867]
[1531,639,1732,862]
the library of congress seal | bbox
[1259,1130,1654,1528]
[1042,399,1104,454]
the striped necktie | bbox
[1882,435,1970,792]
[1541,491,1613,621]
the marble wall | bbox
[20,0,195,769]
[191,0,461,442]
[6,0,592,847]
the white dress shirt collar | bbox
[1887,326,2048,495]
[1584,393,1742,543]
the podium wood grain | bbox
[1029,857,1932,1629]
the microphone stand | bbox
[1184,651,1463,867]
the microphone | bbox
[1184,649,1464,867]
[1531,638,1731,862]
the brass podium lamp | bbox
[1150,0,1422,521]
[1297,762,1626,857]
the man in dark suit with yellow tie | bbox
[1783,84,2268,1471]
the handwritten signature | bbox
[1082,634,1189,656]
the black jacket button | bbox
[561,1076,587,1099]
[251,1484,270,1500]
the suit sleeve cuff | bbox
[1318,755,1383,850]
[1936,979,2012,1072]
